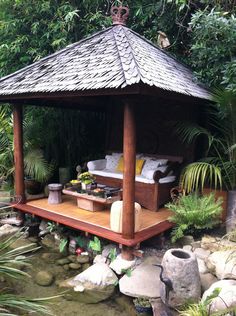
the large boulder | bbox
[110,254,136,275]
[202,280,236,314]
[119,256,162,298]
[206,250,236,279]
[200,273,218,292]
[0,224,20,239]
[59,263,118,303]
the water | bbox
[11,249,134,316]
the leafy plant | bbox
[0,231,57,315]
[133,297,151,308]
[178,287,236,316]
[46,221,57,233]
[78,172,95,185]
[88,236,101,253]
[59,238,68,253]
[0,107,54,187]
[166,193,223,242]
[75,236,87,248]
[121,268,132,277]
[177,89,236,192]
[108,248,117,262]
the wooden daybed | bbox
[88,154,183,211]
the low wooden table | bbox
[62,189,121,211]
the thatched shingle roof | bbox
[0,25,211,100]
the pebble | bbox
[69,263,81,270]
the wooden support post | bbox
[13,104,25,204]
[122,101,136,244]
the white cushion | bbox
[91,170,155,184]
[141,159,168,176]
[105,155,120,170]
[87,159,106,171]
[159,175,176,183]
[141,165,168,179]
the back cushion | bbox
[116,157,145,175]
[105,155,120,170]
[141,159,168,176]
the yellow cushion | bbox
[116,157,145,175]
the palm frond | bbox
[24,149,54,182]
[180,162,222,193]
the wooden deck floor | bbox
[14,196,173,246]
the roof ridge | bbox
[110,27,127,86]
[0,26,113,84]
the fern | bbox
[166,193,223,242]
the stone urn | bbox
[160,248,201,308]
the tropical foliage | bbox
[0,232,55,315]
[0,106,54,186]
[166,193,223,242]
[178,89,236,192]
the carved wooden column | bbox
[13,104,25,204]
[122,100,136,241]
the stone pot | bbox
[160,248,201,308]
[24,179,43,195]
[226,190,236,235]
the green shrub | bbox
[166,193,223,242]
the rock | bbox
[56,258,71,265]
[179,235,194,246]
[63,264,70,271]
[41,234,59,252]
[150,298,176,316]
[0,224,19,239]
[59,263,118,303]
[119,256,161,298]
[206,250,236,279]
[69,263,81,270]
[35,271,54,286]
[160,248,201,308]
[109,254,136,275]
[93,254,107,264]
[182,245,192,252]
[197,258,208,274]
[202,280,236,313]
[9,238,38,252]
[201,235,220,252]
[41,252,62,263]
[68,255,77,263]
[82,263,91,271]
[77,255,90,264]
[28,236,38,243]
[191,241,201,250]
[102,244,120,258]
[194,248,210,260]
[200,273,218,292]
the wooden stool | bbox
[48,183,63,204]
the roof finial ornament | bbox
[111,5,129,26]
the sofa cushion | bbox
[105,155,120,170]
[87,159,106,171]
[116,157,145,175]
[141,158,168,177]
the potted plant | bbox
[78,172,95,190]
[176,89,236,224]
[133,297,152,314]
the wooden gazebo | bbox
[0,6,210,258]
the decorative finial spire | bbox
[111,5,129,26]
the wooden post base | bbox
[121,246,134,261]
